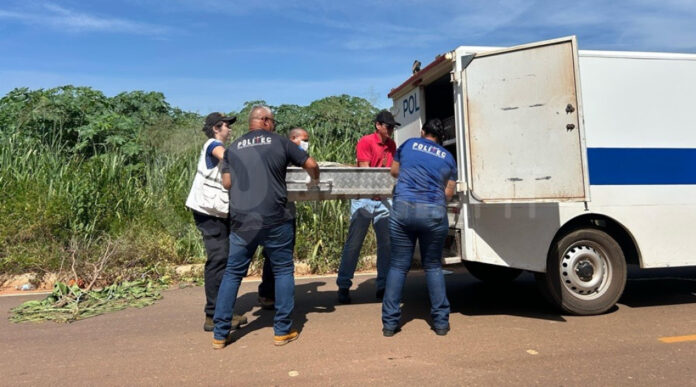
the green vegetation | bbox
[10,279,168,323]
[0,86,380,283]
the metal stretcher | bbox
[286,166,395,201]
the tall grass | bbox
[0,128,200,275]
[0,90,380,278]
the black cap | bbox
[374,110,401,127]
[203,112,237,131]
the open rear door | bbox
[461,36,588,202]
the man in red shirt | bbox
[337,110,400,303]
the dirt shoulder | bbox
[0,266,373,297]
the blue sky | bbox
[1,0,695,113]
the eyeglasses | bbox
[382,123,394,130]
[254,116,277,125]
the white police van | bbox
[388,36,696,315]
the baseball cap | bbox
[203,112,237,132]
[374,110,401,127]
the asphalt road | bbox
[2,264,696,386]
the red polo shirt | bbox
[356,132,396,167]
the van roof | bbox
[388,45,696,100]
[387,54,448,99]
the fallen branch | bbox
[9,279,168,323]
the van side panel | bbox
[579,54,696,268]
[580,55,696,148]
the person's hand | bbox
[306,176,320,190]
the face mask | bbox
[299,140,309,152]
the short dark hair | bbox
[202,112,236,138]
[202,122,222,138]
[422,118,445,143]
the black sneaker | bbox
[382,327,401,337]
[258,296,275,310]
[433,326,450,336]
[376,288,385,300]
[337,288,351,304]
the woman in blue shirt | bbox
[382,118,457,337]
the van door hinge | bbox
[450,71,460,83]
[457,181,468,193]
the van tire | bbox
[536,228,627,315]
[463,261,522,283]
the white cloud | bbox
[341,32,442,51]
[494,1,696,51]
[621,15,696,51]
[61,0,696,52]
[150,0,453,50]
[3,0,696,118]
[446,0,535,36]
[0,3,170,35]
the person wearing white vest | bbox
[186,112,246,332]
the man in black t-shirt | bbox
[212,105,319,349]
[257,127,311,310]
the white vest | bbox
[185,138,229,218]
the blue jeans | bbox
[337,198,392,291]
[213,220,295,339]
[382,200,450,331]
[259,211,296,299]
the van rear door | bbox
[461,36,589,202]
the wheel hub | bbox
[575,261,594,282]
[560,245,609,298]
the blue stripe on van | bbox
[588,148,696,185]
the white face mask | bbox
[299,140,309,152]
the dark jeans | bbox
[258,253,274,299]
[258,216,297,300]
[382,200,450,331]
[258,219,296,300]
[192,211,229,317]
[214,220,296,338]
[337,198,392,290]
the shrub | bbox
[0,87,381,278]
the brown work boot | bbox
[231,314,248,329]
[204,316,214,332]
[274,329,300,346]
[204,314,247,332]
[212,333,234,349]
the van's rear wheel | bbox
[536,228,626,315]
[463,261,522,283]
